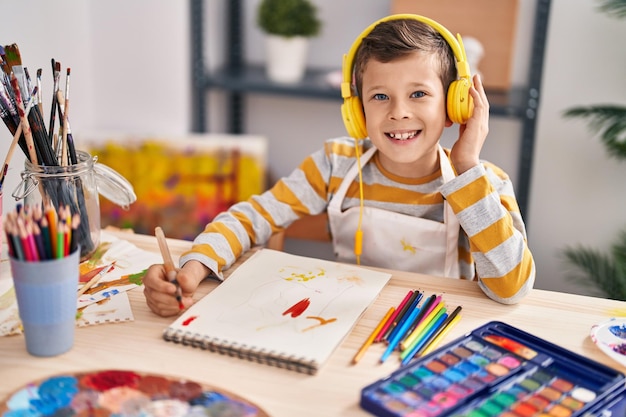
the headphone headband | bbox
[340,13,474,138]
[341,13,469,99]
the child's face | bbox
[362,51,452,178]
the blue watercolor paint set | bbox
[360,321,626,417]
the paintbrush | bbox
[155,226,184,310]
[36,68,42,115]
[55,93,77,164]
[4,44,29,103]
[0,91,37,190]
[48,59,59,145]
[77,263,115,297]
[60,68,70,166]
[9,74,37,164]
[5,51,50,164]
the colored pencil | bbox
[39,215,52,259]
[3,203,81,261]
[401,310,449,365]
[401,306,448,359]
[380,290,415,342]
[416,305,463,357]
[352,306,394,364]
[385,291,422,343]
[397,293,436,350]
[45,202,58,257]
[7,223,24,261]
[155,226,184,310]
[420,310,462,357]
[380,300,428,363]
[401,296,443,350]
[375,290,413,343]
[399,294,438,350]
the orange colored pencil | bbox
[352,306,395,364]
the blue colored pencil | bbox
[416,305,463,357]
[382,290,418,341]
[380,301,425,363]
[385,291,422,343]
[401,311,449,365]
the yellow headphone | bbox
[340,13,474,140]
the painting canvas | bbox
[80,133,267,240]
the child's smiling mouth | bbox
[386,130,420,141]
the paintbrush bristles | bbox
[3,44,22,67]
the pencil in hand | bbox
[155,226,184,311]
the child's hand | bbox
[143,260,207,317]
[450,74,490,174]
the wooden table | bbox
[0,230,624,416]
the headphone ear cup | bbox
[447,78,474,124]
[341,96,368,139]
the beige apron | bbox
[327,145,460,278]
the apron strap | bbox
[438,146,461,277]
[328,145,377,213]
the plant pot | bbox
[265,34,309,84]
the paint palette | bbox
[591,317,626,368]
[0,369,270,417]
[360,321,626,417]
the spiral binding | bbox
[162,328,319,375]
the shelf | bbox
[203,65,340,100]
[202,64,530,118]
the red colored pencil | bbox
[375,290,413,343]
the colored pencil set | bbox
[3,203,80,261]
[352,289,462,365]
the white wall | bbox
[0,0,624,297]
[0,0,189,212]
[528,0,626,294]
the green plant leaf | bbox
[563,105,626,159]
[597,0,626,18]
[257,0,321,37]
[563,231,626,300]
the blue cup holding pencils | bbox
[9,246,80,356]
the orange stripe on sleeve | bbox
[445,175,494,213]
[470,215,515,253]
[479,246,534,298]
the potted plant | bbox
[562,0,626,299]
[257,0,321,84]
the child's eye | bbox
[372,93,388,101]
[411,91,426,98]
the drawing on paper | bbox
[164,249,392,371]
[179,251,379,344]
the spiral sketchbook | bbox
[162,248,392,374]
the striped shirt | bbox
[180,137,535,304]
